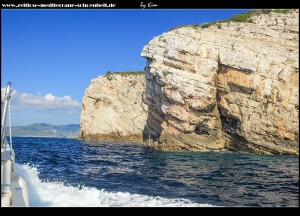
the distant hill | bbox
[9,123,80,138]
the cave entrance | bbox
[219,113,241,136]
[195,125,209,135]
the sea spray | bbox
[15,163,212,207]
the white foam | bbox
[14,163,215,207]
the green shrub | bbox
[114,70,144,76]
[169,24,190,31]
[215,19,227,24]
[201,22,214,28]
[272,9,289,14]
[169,9,286,33]
[191,25,200,30]
[107,76,113,81]
[104,70,144,80]
[229,13,253,23]
[105,71,113,81]
[247,9,272,16]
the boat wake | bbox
[15,163,214,207]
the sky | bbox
[1,9,247,126]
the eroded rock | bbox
[80,73,148,142]
[141,10,299,154]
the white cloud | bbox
[1,87,81,115]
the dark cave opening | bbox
[195,125,210,135]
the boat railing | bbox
[1,82,14,207]
[1,82,29,207]
[1,82,13,148]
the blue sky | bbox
[1,9,247,126]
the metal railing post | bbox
[1,82,12,148]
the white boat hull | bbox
[1,145,29,207]
[11,175,30,207]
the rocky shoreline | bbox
[80,10,299,155]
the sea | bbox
[11,137,299,207]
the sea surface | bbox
[12,137,299,207]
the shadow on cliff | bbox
[142,111,163,143]
[141,68,164,144]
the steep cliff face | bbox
[80,73,148,141]
[141,10,299,154]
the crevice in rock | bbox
[218,108,242,136]
[216,55,245,149]
[143,66,165,143]
[219,64,254,74]
[228,83,255,95]
[195,125,210,135]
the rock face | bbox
[141,10,299,154]
[80,73,148,142]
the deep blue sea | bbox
[12,137,299,207]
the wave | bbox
[15,163,215,207]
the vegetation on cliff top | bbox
[169,9,290,31]
[272,9,289,14]
[105,70,144,81]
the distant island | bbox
[9,123,80,138]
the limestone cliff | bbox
[80,73,147,141]
[141,10,299,154]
